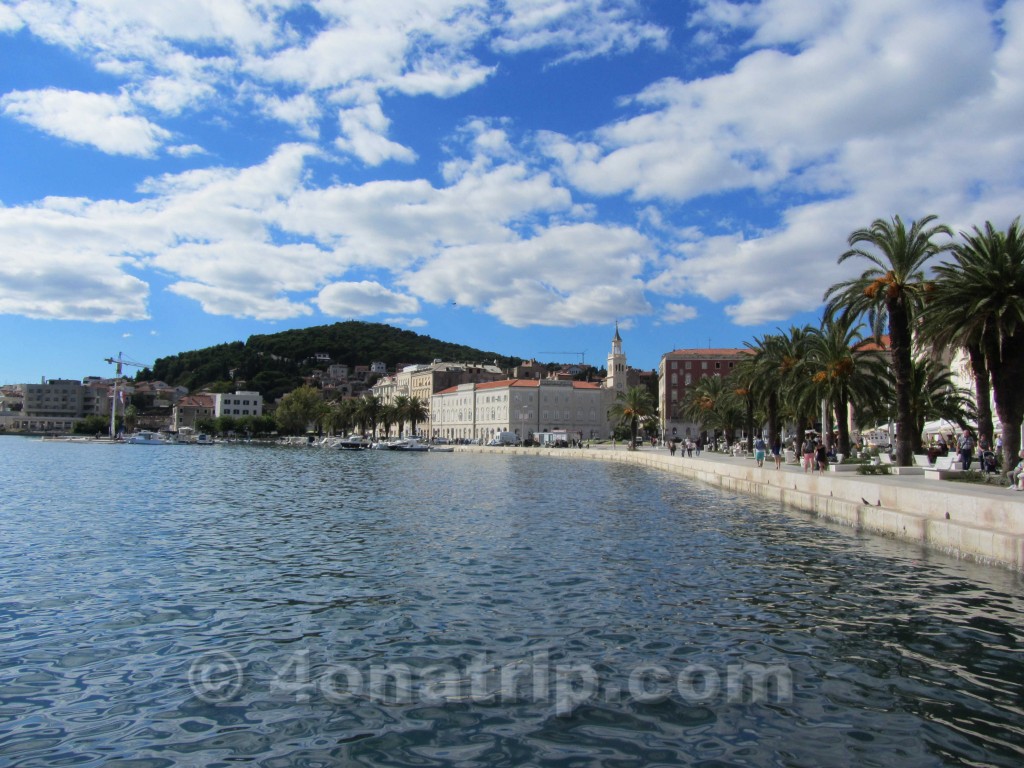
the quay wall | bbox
[458,446,1024,573]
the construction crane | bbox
[104,352,148,438]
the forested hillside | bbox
[142,321,516,400]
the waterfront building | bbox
[5,378,110,432]
[658,348,748,441]
[173,394,216,432]
[430,378,609,443]
[213,391,263,419]
[372,360,505,437]
[431,327,627,442]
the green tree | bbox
[124,404,138,434]
[807,317,891,455]
[406,396,429,436]
[906,359,975,451]
[608,386,657,450]
[195,417,216,435]
[392,395,410,437]
[275,385,326,435]
[355,394,381,438]
[824,214,953,466]
[73,415,109,435]
[379,403,398,440]
[923,218,1024,470]
[678,374,742,448]
[214,415,238,436]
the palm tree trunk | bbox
[766,392,779,448]
[835,394,851,456]
[990,338,1024,474]
[967,344,993,449]
[745,395,754,451]
[888,300,916,466]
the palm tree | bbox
[379,403,398,440]
[805,316,890,456]
[923,219,1024,470]
[824,214,953,465]
[742,333,786,448]
[609,386,657,450]
[392,395,410,437]
[355,394,381,438]
[772,325,817,450]
[906,358,975,451]
[406,396,429,436]
[730,352,759,451]
[678,374,743,448]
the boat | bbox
[385,436,431,452]
[125,430,174,445]
[429,444,454,452]
[195,433,214,445]
[337,434,370,450]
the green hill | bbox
[143,321,516,401]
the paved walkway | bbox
[611,444,1021,502]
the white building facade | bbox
[213,391,264,418]
[431,378,613,443]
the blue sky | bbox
[2,0,1022,385]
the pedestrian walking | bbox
[815,441,828,475]
[754,436,767,467]
[802,436,816,473]
[957,429,975,471]
[771,437,782,469]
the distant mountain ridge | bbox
[143,321,517,400]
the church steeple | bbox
[606,322,626,394]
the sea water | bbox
[1,437,1022,767]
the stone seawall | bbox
[457,446,1024,572]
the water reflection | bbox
[1,438,1021,766]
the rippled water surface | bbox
[2,437,1023,767]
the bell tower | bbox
[606,322,627,396]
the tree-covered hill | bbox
[142,321,517,400]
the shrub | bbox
[856,465,891,476]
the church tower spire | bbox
[606,322,627,396]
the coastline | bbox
[458,444,1024,573]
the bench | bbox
[924,455,964,480]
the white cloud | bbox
[0,141,656,327]
[659,303,698,324]
[335,102,416,165]
[494,0,668,62]
[257,92,321,138]
[168,282,313,320]
[316,281,421,317]
[385,316,427,328]
[1,89,171,156]
[403,222,653,327]
[546,0,1021,324]
[0,4,22,31]
[165,144,208,158]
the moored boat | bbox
[385,436,430,451]
[125,430,175,445]
[337,434,371,450]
